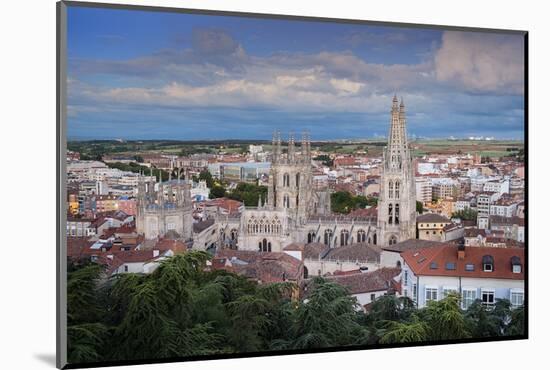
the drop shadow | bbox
[34,353,57,367]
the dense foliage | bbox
[313,154,334,167]
[227,183,268,206]
[331,191,377,214]
[67,255,524,365]
[452,208,478,222]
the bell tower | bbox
[377,95,417,245]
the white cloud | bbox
[434,31,524,93]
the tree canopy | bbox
[67,256,524,365]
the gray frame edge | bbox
[57,1,68,368]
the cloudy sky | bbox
[67,6,525,140]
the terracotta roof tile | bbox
[402,245,524,280]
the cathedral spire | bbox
[288,132,295,162]
[301,131,308,163]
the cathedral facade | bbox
[137,96,416,251]
[136,170,194,241]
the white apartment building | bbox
[483,179,510,195]
[401,244,524,309]
[416,177,432,204]
[490,202,519,218]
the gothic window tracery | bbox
[324,229,333,246]
[357,229,366,243]
[340,230,350,246]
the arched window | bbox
[373,233,377,245]
[388,180,394,199]
[283,173,290,187]
[388,203,393,224]
[283,195,290,208]
[395,181,400,199]
[395,203,400,224]
[340,230,349,246]
[261,238,268,252]
[367,237,372,244]
[324,229,333,246]
[307,231,316,243]
[389,235,397,245]
[230,229,238,241]
[357,229,366,243]
[296,173,300,188]
[268,242,272,252]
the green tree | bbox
[331,191,376,214]
[420,293,470,341]
[505,305,525,336]
[276,278,369,350]
[313,154,333,167]
[67,261,109,363]
[210,184,227,198]
[452,208,477,221]
[379,316,429,344]
[416,201,424,214]
[198,169,214,188]
[228,182,268,206]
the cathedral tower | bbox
[377,95,417,245]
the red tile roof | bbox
[402,245,524,280]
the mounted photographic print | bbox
[56,1,528,368]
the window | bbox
[324,229,333,245]
[481,289,495,309]
[357,229,366,243]
[307,231,316,243]
[425,287,438,302]
[395,204,400,224]
[482,255,494,272]
[462,288,476,309]
[430,262,438,269]
[404,270,408,285]
[124,265,129,272]
[445,262,456,270]
[511,256,522,273]
[340,230,349,246]
[465,263,475,272]
[370,293,376,302]
[510,290,524,309]
[412,283,418,302]
[395,181,400,199]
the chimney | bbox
[457,240,466,260]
